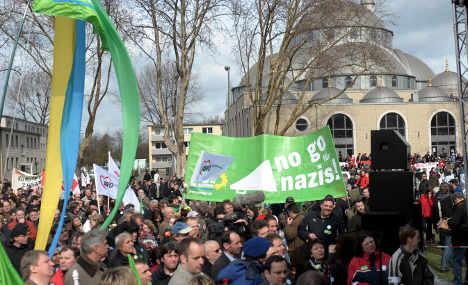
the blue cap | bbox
[243,237,271,258]
[171,222,192,235]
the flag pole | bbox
[0,0,32,118]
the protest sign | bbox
[185,127,346,203]
[12,169,42,191]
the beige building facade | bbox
[148,124,223,176]
[224,0,463,159]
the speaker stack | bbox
[361,130,423,254]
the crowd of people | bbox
[0,152,466,285]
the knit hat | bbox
[243,237,271,258]
[10,223,28,238]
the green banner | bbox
[185,127,346,203]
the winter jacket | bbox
[216,259,265,285]
[418,194,433,218]
[347,251,391,285]
[2,238,34,273]
[298,211,344,247]
[431,193,453,221]
[448,199,468,246]
[151,264,172,285]
[50,268,65,285]
[358,175,369,189]
[63,256,106,285]
[284,213,305,253]
[388,247,434,285]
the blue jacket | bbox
[216,260,264,285]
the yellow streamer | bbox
[35,17,75,250]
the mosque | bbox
[223,0,462,158]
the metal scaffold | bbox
[452,0,468,217]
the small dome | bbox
[432,71,458,90]
[310,87,352,104]
[360,87,403,103]
[417,85,452,102]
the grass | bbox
[424,245,466,281]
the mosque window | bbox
[380,112,405,137]
[327,114,353,158]
[370,75,377,87]
[345,76,353,87]
[295,118,309,132]
[392,76,397,88]
[431,112,456,156]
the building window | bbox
[431,112,456,156]
[184,141,190,147]
[202,127,213,134]
[345,76,353,88]
[327,114,353,158]
[295,118,309,132]
[380,112,405,137]
[322,78,328,88]
[370,75,377,87]
[392,75,397,88]
[184,128,193,135]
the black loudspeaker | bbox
[371,130,410,170]
[362,212,404,254]
[368,171,414,216]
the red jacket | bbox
[7,220,37,240]
[358,174,369,189]
[418,194,434,218]
[348,251,391,285]
[50,268,64,285]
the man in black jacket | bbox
[299,196,344,249]
[152,242,179,285]
[448,192,468,285]
[3,223,33,273]
[210,231,242,279]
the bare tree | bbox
[0,0,135,164]
[127,0,224,176]
[6,68,50,125]
[230,0,393,136]
[138,61,202,128]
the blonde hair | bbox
[99,266,138,285]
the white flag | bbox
[93,164,118,198]
[94,164,140,209]
[108,152,120,179]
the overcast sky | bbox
[88,0,456,135]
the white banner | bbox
[12,168,42,191]
[93,164,140,209]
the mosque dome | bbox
[417,82,452,103]
[310,87,353,105]
[394,50,434,82]
[360,86,403,103]
[433,71,458,90]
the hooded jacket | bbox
[216,259,265,285]
[2,237,34,273]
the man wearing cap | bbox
[168,237,204,285]
[217,237,271,284]
[170,222,193,242]
[3,223,34,273]
[448,192,468,285]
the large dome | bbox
[310,87,353,104]
[360,87,403,103]
[394,50,434,81]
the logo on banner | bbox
[100,175,114,189]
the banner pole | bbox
[0,0,31,118]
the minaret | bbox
[361,0,376,13]
[445,58,449,72]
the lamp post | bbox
[224,66,231,135]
